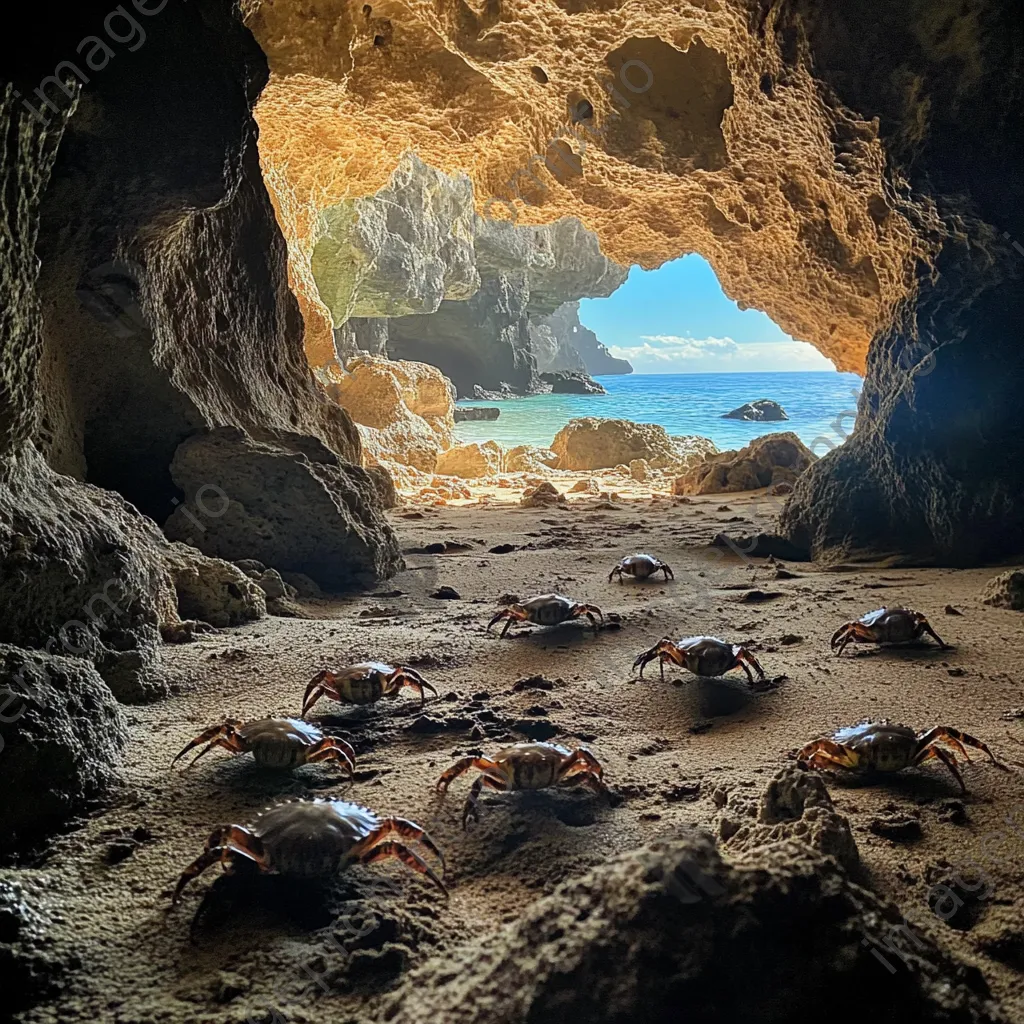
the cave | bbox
[2,1,1023,1022]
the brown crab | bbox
[608,553,674,583]
[831,607,948,656]
[172,717,356,775]
[632,635,768,687]
[436,741,608,826]
[172,799,447,902]
[487,593,604,637]
[797,721,1002,793]
[302,662,437,717]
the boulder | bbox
[629,459,650,482]
[521,481,565,507]
[539,370,607,395]
[163,427,402,590]
[552,418,693,471]
[982,570,1024,611]
[453,407,500,422]
[674,433,816,495]
[504,445,560,474]
[329,356,455,473]
[0,646,128,853]
[722,399,789,421]
[435,441,504,478]
[163,543,267,628]
[386,828,996,1024]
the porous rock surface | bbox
[162,543,267,628]
[164,428,401,590]
[551,417,715,472]
[250,0,1024,564]
[386,830,1000,1024]
[435,441,505,479]
[674,432,816,495]
[981,571,1024,612]
[0,645,128,853]
[329,356,456,474]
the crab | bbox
[436,741,608,826]
[172,717,356,775]
[797,721,1002,793]
[487,593,604,637]
[302,662,437,717]
[632,635,768,687]
[172,798,447,903]
[830,607,948,656]
[608,553,674,583]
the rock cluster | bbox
[539,370,607,395]
[723,399,788,422]
[674,433,816,496]
[982,571,1024,612]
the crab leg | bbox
[172,723,245,767]
[358,817,447,875]
[609,566,623,583]
[302,670,342,717]
[463,773,507,827]
[917,619,949,649]
[172,825,266,903]
[305,737,357,776]
[917,727,1000,765]
[358,841,447,894]
[391,668,438,706]
[915,745,966,793]
[487,609,520,636]
[436,756,500,792]
[735,648,767,685]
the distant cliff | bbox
[318,155,628,396]
[530,302,632,376]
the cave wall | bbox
[776,0,1024,563]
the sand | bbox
[10,491,1024,1023]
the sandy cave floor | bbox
[14,492,1024,1023]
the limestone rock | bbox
[982,570,1024,611]
[552,418,687,471]
[628,459,650,482]
[162,543,267,628]
[385,830,997,1024]
[569,478,600,493]
[723,399,788,422]
[453,407,499,422]
[505,445,560,474]
[539,370,607,395]
[330,356,455,473]
[717,766,859,874]
[0,447,176,704]
[0,645,128,853]
[530,302,631,376]
[521,481,565,507]
[674,433,816,495]
[163,427,402,590]
[435,442,503,479]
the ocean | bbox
[453,371,862,456]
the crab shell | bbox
[618,554,661,578]
[248,800,380,876]
[488,742,579,790]
[853,608,927,642]
[830,722,920,771]
[516,594,579,625]
[334,662,405,705]
[237,718,330,767]
[674,636,746,676]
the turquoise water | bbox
[454,372,862,455]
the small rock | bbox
[512,675,556,692]
[430,586,461,600]
[944,604,964,616]
[779,633,803,645]
[489,543,517,554]
[946,666,966,677]
[868,813,923,842]
[981,569,1024,611]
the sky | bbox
[578,254,836,374]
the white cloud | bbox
[608,335,836,373]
